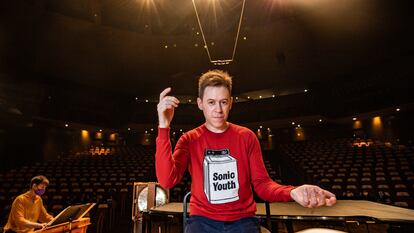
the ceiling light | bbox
[145,99,149,103]
[243,36,247,40]
[319,119,322,122]
[396,108,400,112]
[304,89,308,93]
[128,128,131,131]
[259,96,262,99]
[164,45,168,49]
[65,124,69,127]
[291,122,295,125]
[272,94,275,98]
[353,117,357,121]
[192,0,246,65]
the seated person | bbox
[3,175,53,233]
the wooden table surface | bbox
[150,200,414,222]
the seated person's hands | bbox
[290,184,336,208]
[35,223,48,230]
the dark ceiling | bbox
[1,0,414,128]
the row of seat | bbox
[0,145,158,227]
[0,144,285,226]
[279,139,414,209]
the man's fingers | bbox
[308,189,317,208]
[292,185,337,208]
[159,99,179,111]
[324,190,336,198]
[157,88,180,112]
[326,196,337,206]
[316,190,326,207]
[164,96,180,105]
[301,189,309,207]
[159,87,172,101]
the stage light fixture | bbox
[191,0,246,65]
[132,182,169,233]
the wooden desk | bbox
[150,200,414,223]
[34,218,91,233]
[145,200,414,233]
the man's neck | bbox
[27,190,37,200]
[204,122,229,133]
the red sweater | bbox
[156,123,294,221]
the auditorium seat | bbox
[396,191,410,197]
[362,184,373,190]
[278,139,414,209]
[394,201,409,207]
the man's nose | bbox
[215,103,223,112]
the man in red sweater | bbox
[156,70,336,233]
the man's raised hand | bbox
[157,87,180,128]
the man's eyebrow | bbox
[206,98,228,101]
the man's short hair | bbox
[198,70,232,98]
[30,175,49,188]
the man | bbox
[3,175,53,233]
[156,70,336,233]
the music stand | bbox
[47,203,96,227]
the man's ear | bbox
[197,97,203,111]
[229,96,233,110]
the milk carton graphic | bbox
[203,149,239,204]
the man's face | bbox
[197,86,232,132]
[32,182,47,195]
[35,183,47,190]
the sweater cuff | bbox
[287,186,297,201]
[157,127,170,140]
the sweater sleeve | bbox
[155,128,190,189]
[248,132,295,202]
[10,197,28,226]
[39,199,53,222]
